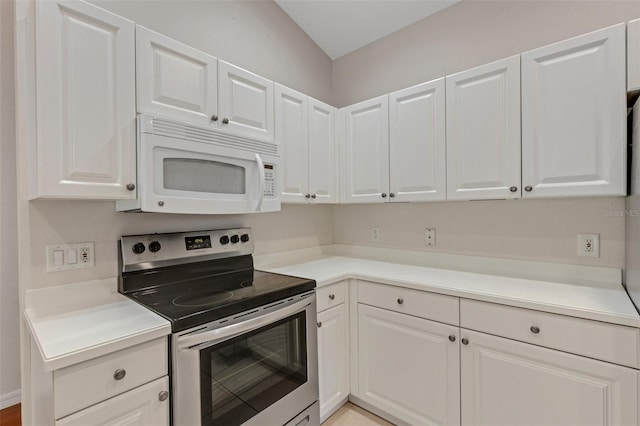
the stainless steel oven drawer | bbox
[285,401,320,426]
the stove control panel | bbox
[121,228,254,272]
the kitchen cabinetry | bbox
[276,85,338,203]
[460,329,638,426]
[355,281,460,425]
[389,79,446,202]
[627,19,640,93]
[25,0,136,200]
[136,25,218,126]
[316,282,349,421]
[521,24,626,198]
[446,55,521,201]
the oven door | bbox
[173,295,319,426]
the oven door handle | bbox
[177,296,312,351]
[255,153,265,212]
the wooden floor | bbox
[0,404,20,426]
[323,402,393,426]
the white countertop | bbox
[25,278,171,371]
[267,256,640,328]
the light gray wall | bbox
[332,0,640,106]
[0,0,20,404]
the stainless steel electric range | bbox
[119,228,320,426]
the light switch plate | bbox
[46,242,95,272]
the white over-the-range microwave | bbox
[117,114,280,214]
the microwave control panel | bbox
[264,164,276,198]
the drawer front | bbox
[357,280,459,325]
[317,281,347,312]
[55,338,168,419]
[460,299,639,368]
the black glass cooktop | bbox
[120,256,315,332]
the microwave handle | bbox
[255,153,265,212]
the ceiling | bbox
[275,0,461,60]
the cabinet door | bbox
[389,78,446,202]
[276,85,309,203]
[343,96,390,203]
[446,56,521,201]
[317,304,349,421]
[357,304,460,426]
[522,24,626,198]
[56,377,170,426]
[136,25,218,126]
[218,61,274,142]
[460,329,638,426]
[35,0,136,199]
[308,98,338,204]
[628,19,640,93]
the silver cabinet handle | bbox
[305,194,311,198]
[113,369,126,380]
[329,294,335,300]
[211,115,218,121]
[317,321,322,328]
[222,118,229,124]
[311,194,316,199]
[509,186,517,192]
[461,338,469,345]
[295,415,310,426]
[525,186,533,192]
[381,193,387,198]
[530,326,540,334]
[389,193,395,198]
[397,297,404,305]
[158,391,169,401]
[126,183,135,191]
[449,335,456,342]
[158,201,164,207]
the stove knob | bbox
[230,235,240,244]
[149,241,162,253]
[132,243,146,254]
[219,236,230,245]
[240,234,250,243]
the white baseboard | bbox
[0,389,21,410]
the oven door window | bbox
[200,312,308,426]
[163,158,246,194]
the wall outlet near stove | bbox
[578,233,599,258]
[425,228,436,246]
[46,242,95,272]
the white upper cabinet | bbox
[277,85,309,202]
[343,95,390,203]
[276,86,337,204]
[32,0,136,199]
[628,19,640,93]
[389,78,446,202]
[136,25,218,126]
[218,61,274,142]
[522,24,626,198]
[446,56,521,201]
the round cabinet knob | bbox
[222,118,229,124]
[113,369,126,381]
[311,194,317,199]
[158,391,169,402]
[397,297,404,305]
[317,321,322,328]
[126,183,135,191]
[148,241,161,253]
[230,235,240,244]
[448,335,456,342]
[219,235,230,245]
[305,194,311,198]
[211,114,218,122]
[525,186,533,192]
[240,234,250,243]
[381,193,387,198]
[530,326,540,334]
[158,201,165,207]
[389,193,395,198]
[132,243,145,255]
[461,338,469,345]
[509,186,518,192]
[329,294,335,300]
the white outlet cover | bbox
[578,233,599,258]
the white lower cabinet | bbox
[357,304,460,426]
[460,329,638,426]
[56,376,169,426]
[316,281,349,421]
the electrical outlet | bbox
[425,228,436,246]
[371,227,380,242]
[46,242,95,272]
[578,233,599,258]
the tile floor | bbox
[322,402,394,426]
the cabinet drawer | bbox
[357,280,459,325]
[317,281,347,312]
[54,338,168,419]
[460,299,639,368]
